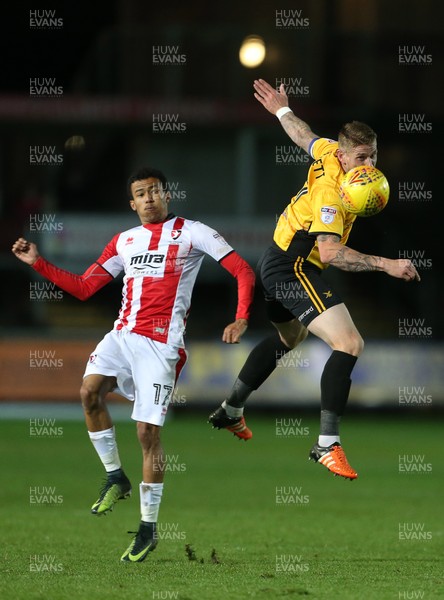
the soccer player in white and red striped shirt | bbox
[12,167,255,562]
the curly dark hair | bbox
[126,168,168,199]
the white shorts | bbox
[83,329,187,426]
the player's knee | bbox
[80,381,100,412]
[341,332,364,357]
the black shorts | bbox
[257,246,343,328]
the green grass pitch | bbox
[1,410,443,599]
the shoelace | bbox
[331,446,355,470]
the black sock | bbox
[226,334,292,407]
[320,409,341,436]
[320,350,357,418]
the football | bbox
[339,165,390,217]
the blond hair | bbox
[338,121,377,151]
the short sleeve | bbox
[310,137,338,160]
[97,234,124,277]
[308,189,346,238]
[189,221,234,262]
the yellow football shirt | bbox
[273,138,356,269]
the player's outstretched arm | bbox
[317,234,420,282]
[253,78,318,154]
[12,237,40,265]
[12,237,114,300]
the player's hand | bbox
[253,78,289,115]
[12,237,40,266]
[386,258,421,282]
[222,318,248,344]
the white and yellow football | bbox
[339,165,390,217]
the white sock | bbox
[88,427,122,472]
[222,400,244,418]
[140,482,164,523]
[318,435,340,447]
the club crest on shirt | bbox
[171,229,182,240]
[320,206,337,224]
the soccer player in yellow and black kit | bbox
[209,79,420,479]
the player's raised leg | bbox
[80,374,132,515]
[209,319,307,440]
[304,303,363,480]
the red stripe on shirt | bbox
[148,224,163,250]
[117,277,134,329]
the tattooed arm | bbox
[253,78,317,154]
[317,234,421,282]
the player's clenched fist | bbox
[398,259,420,282]
[386,258,420,282]
[12,237,40,266]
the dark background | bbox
[0,0,440,342]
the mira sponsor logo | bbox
[30,145,63,165]
[275,9,309,29]
[398,523,432,541]
[29,213,63,232]
[29,77,63,97]
[275,554,309,573]
[152,114,187,133]
[29,9,63,29]
[399,455,432,474]
[398,182,432,202]
[276,77,310,98]
[398,45,432,65]
[398,250,432,270]
[275,418,309,437]
[399,386,432,406]
[29,555,63,572]
[130,252,165,267]
[398,318,432,339]
[152,45,186,65]
[275,145,310,165]
[275,486,310,505]
[398,114,432,133]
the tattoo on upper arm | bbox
[317,234,338,243]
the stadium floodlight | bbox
[239,35,266,68]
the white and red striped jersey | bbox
[33,214,255,348]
